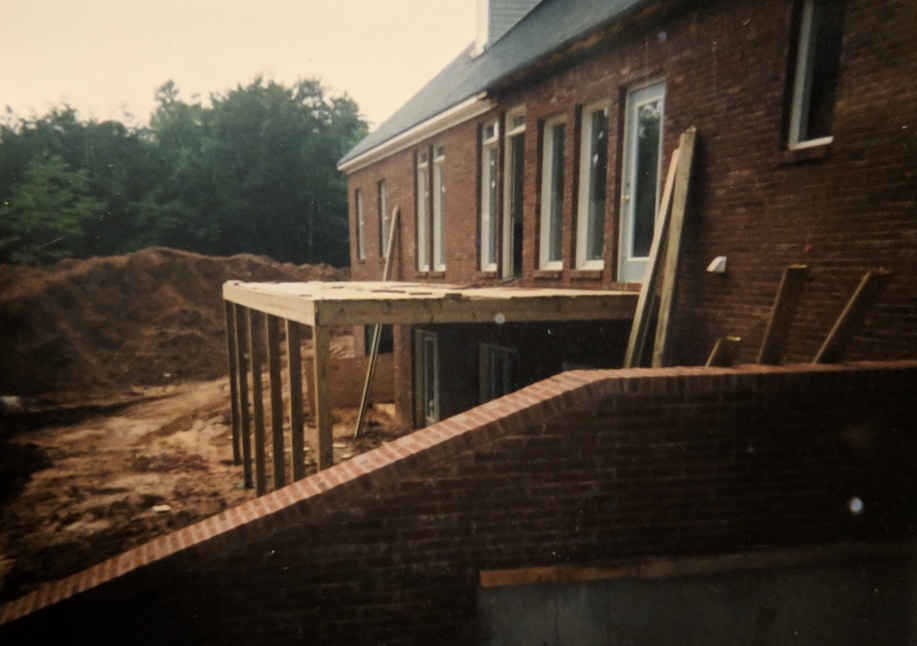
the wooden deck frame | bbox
[223,280,637,491]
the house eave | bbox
[337,94,494,175]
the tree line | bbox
[0,78,367,266]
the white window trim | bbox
[789,0,835,150]
[480,121,500,272]
[576,100,611,270]
[416,152,430,272]
[355,189,365,261]
[378,180,389,258]
[502,107,526,278]
[432,145,446,272]
[539,114,566,270]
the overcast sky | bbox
[1,0,477,129]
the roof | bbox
[339,0,653,169]
[222,280,637,327]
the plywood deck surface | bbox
[223,281,637,327]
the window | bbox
[363,324,393,354]
[414,330,439,427]
[503,108,526,278]
[479,343,517,403]
[416,151,430,271]
[377,179,389,257]
[480,121,500,271]
[789,0,845,149]
[354,189,365,261]
[432,146,446,271]
[539,115,566,269]
[576,102,610,269]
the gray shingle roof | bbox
[339,0,652,167]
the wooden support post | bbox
[266,315,285,490]
[653,127,697,368]
[286,321,305,481]
[224,300,242,465]
[814,270,890,364]
[312,324,334,470]
[355,206,400,438]
[235,304,253,489]
[624,148,680,368]
[757,265,809,364]
[248,310,268,495]
[706,336,742,367]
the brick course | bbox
[3,360,915,644]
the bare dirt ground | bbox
[0,248,407,604]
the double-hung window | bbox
[432,145,446,271]
[503,108,526,278]
[377,179,389,257]
[789,0,845,149]
[416,151,430,271]
[576,102,610,269]
[354,188,365,261]
[539,115,566,269]
[479,122,500,272]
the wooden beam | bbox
[356,206,401,438]
[757,265,809,364]
[248,310,267,495]
[266,315,285,490]
[224,300,242,465]
[624,148,680,368]
[706,336,742,367]
[234,304,253,489]
[814,270,890,364]
[652,127,697,367]
[312,325,334,470]
[286,320,306,482]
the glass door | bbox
[619,81,665,282]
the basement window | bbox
[479,343,517,404]
[788,0,845,149]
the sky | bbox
[1,0,477,130]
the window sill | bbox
[779,142,831,165]
[428,271,446,279]
[534,269,563,280]
[570,269,603,281]
[475,270,498,280]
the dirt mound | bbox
[0,248,349,397]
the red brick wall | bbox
[4,361,916,644]
[346,0,917,368]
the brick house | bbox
[2,0,916,642]
[339,0,917,429]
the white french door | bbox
[619,81,665,282]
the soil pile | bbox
[0,247,348,397]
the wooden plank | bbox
[224,300,242,465]
[706,336,742,367]
[266,315,285,490]
[286,320,306,481]
[757,265,809,364]
[355,206,400,438]
[312,324,334,470]
[235,305,253,489]
[652,127,697,368]
[814,270,890,364]
[248,310,267,495]
[624,147,680,368]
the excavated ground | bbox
[0,248,407,603]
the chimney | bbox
[473,0,541,56]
